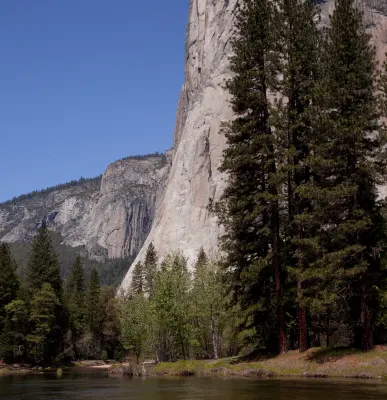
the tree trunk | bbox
[298,280,308,352]
[361,278,373,351]
[210,308,219,360]
[297,225,308,352]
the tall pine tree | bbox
[271,0,321,352]
[143,243,158,297]
[65,256,86,357]
[86,269,103,346]
[303,0,385,351]
[26,223,62,297]
[131,262,144,294]
[216,0,287,353]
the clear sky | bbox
[0,0,189,202]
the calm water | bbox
[1,369,387,400]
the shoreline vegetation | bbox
[132,347,387,380]
[150,348,387,380]
[2,347,387,381]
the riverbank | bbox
[151,347,387,380]
[0,367,31,376]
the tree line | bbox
[0,224,123,365]
[120,244,242,362]
[213,0,387,354]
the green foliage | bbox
[26,224,62,297]
[120,293,151,363]
[143,243,158,297]
[192,252,228,359]
[131,262,144,294]
[298,0,385,351]
[64,256,86,357]
[119,249,239,362]
[0,243,19,327]
[9,232,134,287]
[27,283,60,365]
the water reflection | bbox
[1,370,387,400]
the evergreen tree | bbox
[26,224,62,297]
[27,283,59,365]
[303,0,385,351]
[65,256,86,357]
[271,0,321,352]
[194,247,208,273]
[86,268,103,356]
[143,243,158,297]
[131,262,144,294]
[215,0,286,353]
[0,243,19,329]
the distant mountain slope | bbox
[0,152,171,264]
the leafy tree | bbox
[131,262,144,294]
[0,243,19,329]
[100,286,122,360]
[27,283,59,365]
[120,293,150,363]
[143,243,158,297]
[2,300,29,363]
[192,251,226,359]
[153,251,192,360]
[26,224,62,297]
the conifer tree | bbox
[86,269,103,344]
[65,256,86,357]
[0,243,19,329]
[303,0,385,351]
[131,262,144,294]
[27,283,59,365]
[216,0,286,353]
[26,224,62,297]
[143,243,158,297]
[194,247,208,273]
[271,0,321,352]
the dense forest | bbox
[9,232,134,287]
[0,225,124,365]
[3,0,387,366]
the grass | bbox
[0,368,31,376]
[151,346,387,380]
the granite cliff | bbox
[119,0,387,291]
[0,153,170,260]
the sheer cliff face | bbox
[120,0,387,291]
[0,155,170,260]
[120,0,238,290]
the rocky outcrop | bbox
[0,154,170,260]
[119,0,387,291]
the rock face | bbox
[0,154,170,260]
[120,0,237,290]
[119,0,387,291]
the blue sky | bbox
[0,0,189,202]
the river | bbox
[1,369,387,399]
